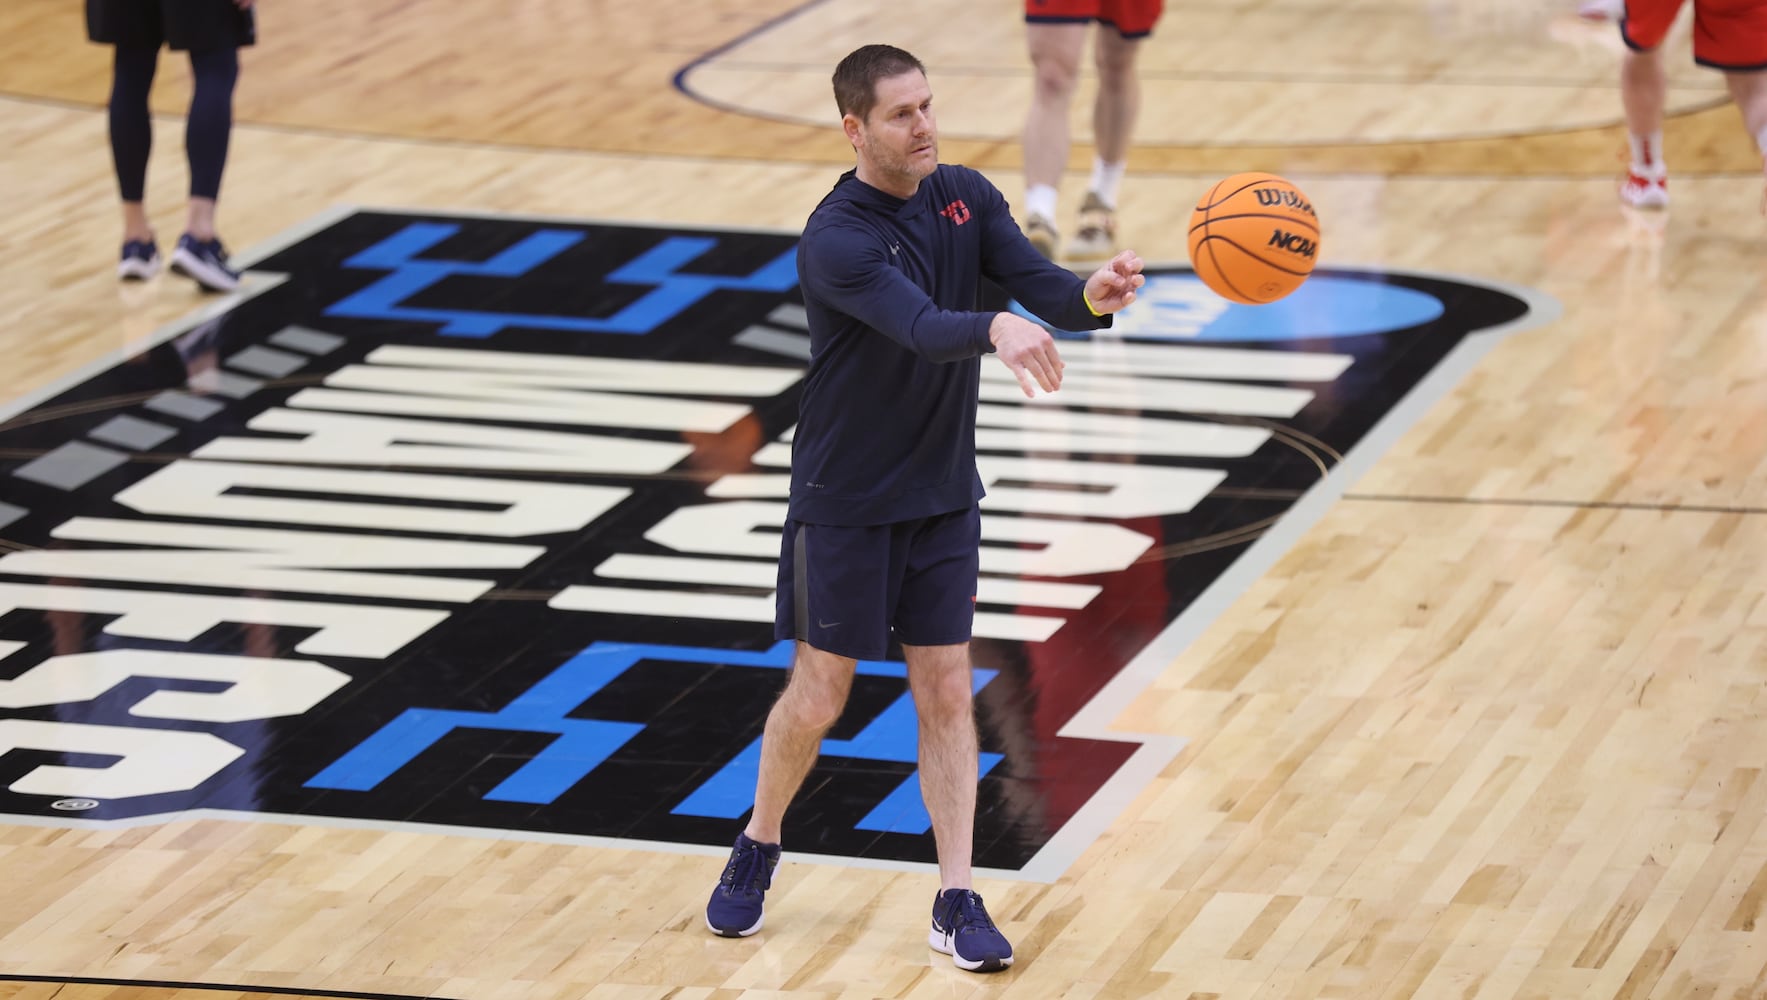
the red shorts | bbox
[1026,0,1165,38]
[1622,0,1767,69]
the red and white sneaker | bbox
[1619,170,1668,209]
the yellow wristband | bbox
[1083,289,1103,317]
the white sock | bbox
[1627,131,1666,178]
[1025,184,1058,223]
[1088,159,1127,208]
[1754,124,1767,157]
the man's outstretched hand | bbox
[989,251,1144,398]
[1085,250,1146,314]
[989,313,1064,398]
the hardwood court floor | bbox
[0,1,1764,999]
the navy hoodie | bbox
[790,164,1111,526]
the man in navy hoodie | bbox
[705,43,1146,973]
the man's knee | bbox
[780,646,854,730]
[1028,26,1086,97]
[907,653,976,722]
[1031,57,1082,99]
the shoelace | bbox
[947,891,997,933]
[719,842,772,893]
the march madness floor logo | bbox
[0,209,1554,879]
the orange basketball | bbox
[1187,172,1321,305]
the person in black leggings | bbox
[86,0,256,293]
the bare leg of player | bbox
[1619,48,1669,207]
[1723,69,1767,211]
[1072,28,1144,257]
[1023,23,1088,257]
[1621,48,1667,137]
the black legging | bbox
[107,44,239,203]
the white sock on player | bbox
[1627,131,1665,178]
[1088,159,1126,208]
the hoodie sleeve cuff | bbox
[976,314,997,354]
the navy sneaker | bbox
[117,239,161,281]
[170,233,240,293]
[705,832,779,937]
[929,888,1013,972]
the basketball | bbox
[1187,172,1321,305]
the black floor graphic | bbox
[0,209,1551,875]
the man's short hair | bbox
[832,44,927,122]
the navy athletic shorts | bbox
[774,506,981,661]
[86,0,257,51]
